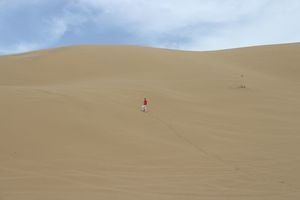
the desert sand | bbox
[0,43,299,199]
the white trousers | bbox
[141,105,148,112]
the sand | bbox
[0,43,299,199]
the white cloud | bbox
[14,42,40,53]
[1,0,300,53]
[44,18,68,42]
[74,0,300,50]
[77,0,261,32]
[0,0,91,54]
[0,42,40,55]
[186,0,300,50]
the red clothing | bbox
[144,99,148,105]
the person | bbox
[141,98,148,112]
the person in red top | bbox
[141,98,148,112]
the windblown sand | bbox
[0,44,299,199]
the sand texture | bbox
[0,44,300,199]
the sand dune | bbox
[0,43,300,199]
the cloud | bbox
[0,0,65,53]
[9,42,40,54]
[0,0,300,54]
[0,0,93,54]
[73,0,300,50]
[42,18,67,43]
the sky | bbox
[0,0,300,54]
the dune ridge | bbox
[0,43,300,199]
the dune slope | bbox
[0,44,300,200]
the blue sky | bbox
[1,0,300,54]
